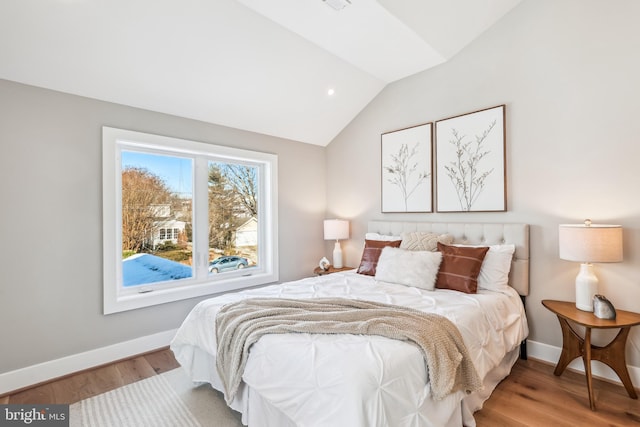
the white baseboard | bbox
[0,329,178,396]
[527,339,640,388]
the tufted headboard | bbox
[367,221,530,296]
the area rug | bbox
[70,369,243,427]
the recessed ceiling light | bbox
[327,88,335,96]
[322,0,351,12]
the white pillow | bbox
[455,244,515,292]
[365,232,401,241]
[374,247,442,291]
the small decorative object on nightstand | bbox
[593,294,616,319]
[542,299,640,411]
[313,266,353,276]
[318,257,330,271]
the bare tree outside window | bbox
[208,162,259,265]
[121,167,172,253]
[208,164,238,250]
[222,164,258,217]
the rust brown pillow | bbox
[357,239,402,276]
[435,242,489,294]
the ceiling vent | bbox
[322,0,351,11]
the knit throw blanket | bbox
[215,297,482,403]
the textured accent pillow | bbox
[400,231,454,251]
[357,239,402,276]
[375,247,443,291]
[455,244,515,293]
[435,243,489,294]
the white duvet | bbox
[170,270,528,427]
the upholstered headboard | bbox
[367,221,530,296]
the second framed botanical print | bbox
[381,123,432,213]
[435,105,506,212]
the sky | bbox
[121,150,193,196]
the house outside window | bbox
[103,127,278,314]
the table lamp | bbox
[558,219,623,312]
[324,219,349,268]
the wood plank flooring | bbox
[475,359,640,426]
[0,347,180,406]
[2,349,639,426]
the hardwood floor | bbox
[476,359,640,426]
[0,347,180,406]
[2,349,639,426]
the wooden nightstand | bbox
[313,266,354,276]
[542,299,640,410]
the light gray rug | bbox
[70,369,243,427]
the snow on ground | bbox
[123,253,192,287]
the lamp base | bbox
[332,241,343,269]
[575,263,598,312]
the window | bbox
[103,127,278,314]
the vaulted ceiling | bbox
[0,0,521,146]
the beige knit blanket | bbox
[215,297,482,404]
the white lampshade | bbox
[558,220,623,311]
[323,219,349,241]
[323,219,349,269]
[559,222,623,263]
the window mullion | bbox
[194,157,210,280]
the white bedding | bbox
[170,270,528,427]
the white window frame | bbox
[102,127,278,314]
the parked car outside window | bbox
[209,256,249,273]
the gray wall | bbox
[327,0,640,368]
[0,79,326,373]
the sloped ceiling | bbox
[0,0,521,146]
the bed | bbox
[170,221,530,427]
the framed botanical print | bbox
[435,105,506,212]
[381,123,433,213]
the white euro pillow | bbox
[365,232,401,241]
[455,244,515,292]
[374,247,442,291]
